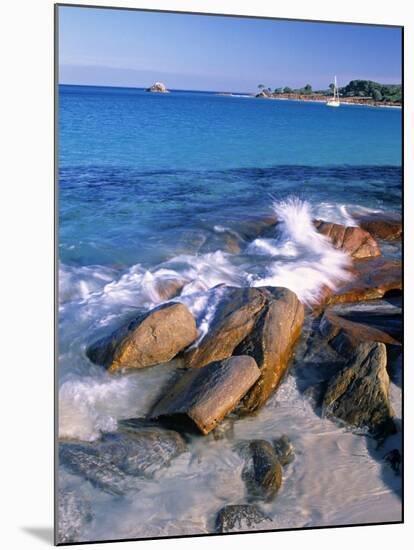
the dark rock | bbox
[237,440,282,501]
[59,443,129,496]
[314,220,381,258]
[97,429,187,477]
[87,303,198,372]
[273,435,295,466]
[184,287,267,369]
[320,309,401,357]
[322,342,396,438]
[59,427,186,493]
[150,356,261,435]
[215,504,271,533]
[57,490,92,544]
[383,449,401,474]
[236,287,304,413]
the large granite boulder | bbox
[322,341,395,438]
[236,287,304,413]
[215,504,271,533]
[183,287,267,369]
[87,303,198,372]
[150,356,261,435]
[314,220,381,258]
[237,439,283,501]
[146,82,168,93]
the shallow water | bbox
[58,85,402,542]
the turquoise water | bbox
[59,85,401,268]
[58,84,402,542]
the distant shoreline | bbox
[59,83,402,108]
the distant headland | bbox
[253,80,402,107]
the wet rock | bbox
[184,287,267,369]
[215,504,271,533]
[238,440,282,501]
[273,435,295,466]
[97,429,187,477]
[59,427,187,493]
[320,257,402,306]
[146,81,168,93]
[236,215,278,241]
[322,342,395,438]
[354,214,402,241]
[236,287,304,413]
[59,443,129,496]
[314,220,381,258]
[154,277,189,300]
[320,309,401,357]
[383,449,401,474]
[87,303,198,372]
[150,356,261,435]
[57,490,92,544]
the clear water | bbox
[58,84,402,542]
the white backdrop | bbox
[1,1,412,549]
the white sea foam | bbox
[249,198,352,304]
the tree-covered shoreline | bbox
[255,79,402,104]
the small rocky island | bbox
[145,82,169,93]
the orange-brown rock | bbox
[323,257,402,306]
[154,277,189,301]
[314,220,381,258]
[183,287,267,369]
[320,309,401,356]
[150,356,261,435]
[236,287,305,413]
[87,303,198,372]
[357,215,402,241]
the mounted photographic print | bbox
[55,3,403,545]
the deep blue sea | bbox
[59,85,401,268]
[58,84,402,542]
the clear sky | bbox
[58,5,402,92]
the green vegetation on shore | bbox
[257,79,402,104]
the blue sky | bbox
[58,6,402,92]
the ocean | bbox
[58,84,402,542]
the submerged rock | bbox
[150,356,261,435]
[320,257,402,306]
[59,427,186,493]
[215,504,271,533]
[97,429,187,477]
[59,443,129,496]
[87,303,198,372]
[184,287,267,369]
[383,449,401,474]
[236,287,304,413]
[146,81,168,93]
[322,341,395,438]
[314,220,381,258]
[154,277,189,301]
[57,490,92,544]
[238,440,282,501]
[273,435,295,466]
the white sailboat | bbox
[326,76,340,107]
